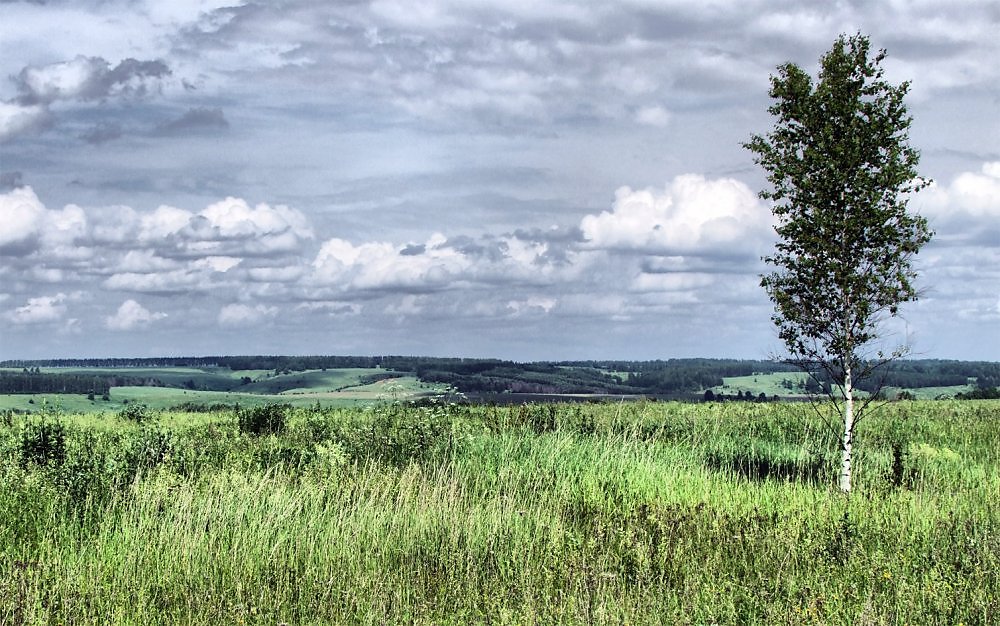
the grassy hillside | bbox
[713,371,812,398]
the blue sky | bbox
[1,0,998,361]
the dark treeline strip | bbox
[0,355,384,371]
[0,372,111,395]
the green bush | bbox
[18,419,66,467]
[237,404,289,436]
[118,403,152,423]
[336,404,459,466]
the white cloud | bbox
[579,174,772,255]
[0,186,46,254]
[310,231,579,294]
[630,272,716,293]
[105,299,167,331]
[103,269,209,294]
[916,161,1000,245]
[384,294,425,317]
[295,300,361,316]
[635,105,672,127]
[218,303,278,327]
[139,205,193,240]
[506,296,556,316]
[0,102,50,143]
[195,256,241,272]
[170,197,314,257]
[16,56,108,103]
[312,236,465,291]
[5,293,69,325]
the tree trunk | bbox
[840,364,854,493]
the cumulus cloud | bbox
[916,161,1000,246]
[579,174,772,256]
[310,230,580,294]
[5,293,70,325]
[0,186,46,255]
[105,299,167,331]
[218,303,278,327]
[0,188,314,306]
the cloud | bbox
[103,269,210,295]
[105,299,167,331]
[165,196,313,257]
[13,55,170,105]
[218,303,278,327]
[579,174,771,256]
[79,122,123,145]
[0,188,314,307]
[1,160,997,358]
[917,161,1000,245]
[153,107,229,136]
[5,293,69,325]
[1,55,169,142]
[634,105,672,127]
[506,296,556,316]
[0,185,46,255]
[0,101,52,143]
[309,230,581,294]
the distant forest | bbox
[2,356,998,397]
[0,369,111,396]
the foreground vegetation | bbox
[2,400,998,624]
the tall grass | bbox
[1,400,998,624]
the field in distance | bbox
[0,365,449,412]
[2,356,994,412]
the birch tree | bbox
[744,34,933,493]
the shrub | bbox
[237,404,289,436]
[18,419,67,467]
[118,403,152,423]
[337,404,458,466]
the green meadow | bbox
[2,399,997,624]
[0,366,449,413]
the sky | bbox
[1,0,998,362]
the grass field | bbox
[713,371,812,397]
[713,372,973,401]
[0,367,450,413]
[1,399,997,624]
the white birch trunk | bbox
[839,364,854,493]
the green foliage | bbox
[745,33,932,375]
[334,402,465,467]
[117,402,152,423]
[236,403,289,435]
[17,418,67,467]
[1,401,998,624]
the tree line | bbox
[0,371,111,395]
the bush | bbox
[237,404,289,436]
[19,419,67,467]
[118,403,152,423]
[337,404,459,467]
